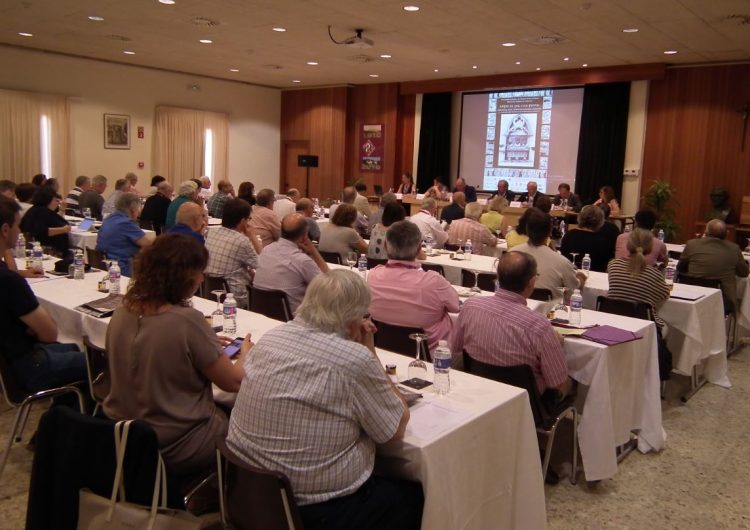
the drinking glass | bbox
[561,198,568,211]
[470,269,482,293]
[346,251,358,270]
[569,252,580,269]
[211,289,226,328]
[407,333,429,381]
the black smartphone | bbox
[400,377,432,390]
[223,338,243,359]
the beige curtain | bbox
[0,89,71,188]
[152,106,228,187]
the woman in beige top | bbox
[103,233,249,476]
[594,185,621,217]
[318,203,368,262]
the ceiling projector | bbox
[331,28,374,48]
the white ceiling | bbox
[1,0,749,88]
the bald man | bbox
[166,202,207,244]
[253,213,329,312]
[452,177,477,203]
[273,188,300,221]
[521,181,542,207]
[141,180,173,230]
[677,218,749,313]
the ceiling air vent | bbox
[191,16,221,27]
[525,35,566,46]
[722,14,750,25]
[105,34,132,41]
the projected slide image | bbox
[498,113,537,167]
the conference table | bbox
[65,216,156,250]
[18,258,547,530]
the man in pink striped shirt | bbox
[452,251,571,395]
[447,202,498,254]
[368,221,459,350]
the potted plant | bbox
[642,180,680,242]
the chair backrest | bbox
[0,348,31,406]
[138,219,154,231]
[444,243,460,251]
[595,295,653,321]
[530,288,553,301]
[367,257,387,270]
[86,247,107,271]
[421,262,445,276]
[198,275,229,299]
[250,286,292,322]
[460,269,497,292]
[82,336,109,404]
[319,251,342,265]
[372,319,431,361]
[216,438,305,530]
[676,274,721,289]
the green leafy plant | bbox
[642,180,680,242]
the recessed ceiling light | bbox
[563,57,570,61]
[380,54,392,59]
[472,65,478,69]
[403,5,420,11]
[18,32,33,37]
[272,27,286,32]
[123,50,135,55]
[229,68,239,72]
[199,39,213,44]
[664,50,678,55]
[536,67,541,71]
[582,63,588,67]
[501,42,516,47]
[306,61,318,65]
[622,28,639,33]
[159,0,176,4]
[88,16,104,21]
[515,61,521,65]
[292,80,302,83]
[369,74,379,78]
[433,68,439,72]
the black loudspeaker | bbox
[298,155,319,168]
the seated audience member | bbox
[480,196,507,234]
[205,198,259,308]
[368,221,459,349]
[452,177,477,203]
[513,208,584,301]
[534,195,563,241]
[330,186,369,234]
[425,178,447,200]
[207,180,235,219]
[167,202,207,244]
[491,179,514,202]
[560,205,612,271]
[31,173,47,187]
[677,219,749,313]
[165,181,197,230]
[452,251,572,395]
[102,178,133,218]
[368,192,398,230]
[43,178,60,194]
[296,198,320,242]
[594,185,621,216]
[15,182,37,218]
[520,181,542,207]
[615,209,668,267]
[318,203,368,261]
[368,202,406,260]
[198,176,213,201]
[447,202,497,254]
[249,188,281,248]
[440,191,465,226]
[396,173,415,194]
[273,188,300,221]
[77,175,108,220]
[354,183,371,220]
[253,213,329,313]
[505,209,531,249]
[552,183,582,212]
[227,270,422,530]
[704,186,738,224]
[20,187,70,256]
[146,175,166,196]
[96,192,154,276]
[64,175,90,215]
[410,197,448,248]
[140,180,173,232]
[237,181,256,206]
[597,204,621,253]
[0,180,16,199]
[125,172,141,196]
[103,234,248,476]
[0,197,87,392]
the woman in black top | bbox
[560,205,613,271]
[20,187,71,256]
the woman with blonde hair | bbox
[480,196,508,234]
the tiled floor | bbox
[2,348,750,529]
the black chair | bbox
[444,243,460,252]
[667,250,682,261]
[367,257,388,269]
[595,295,653,321]
[372,319,431,362]
[530,288,553,302]
[250,286,293,322]
[421,262,445,276]
[462,354,577,485]
[216,437,305,530]
[85,247,107,271]
[82,336,109,416]
[0,353,86,482]
[138,219,154,231]
[198,275,229,299]
[460,269,497,292]
[319,251,342,265]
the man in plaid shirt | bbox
[206,180,235,219]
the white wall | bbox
[621,80,649,215]
[0,46,280,191]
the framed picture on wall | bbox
[104,113,130,149]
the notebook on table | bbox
[75,294,124,318]
[581,325,643,346]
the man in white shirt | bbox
[273,188,300,221]
[198,176,213,201]
[410,197,448,248]
[354,183,371,220]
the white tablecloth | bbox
[68,227,156,250]
[421,251,504,285]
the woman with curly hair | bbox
[102,233,249,476]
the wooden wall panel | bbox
[396,94,416,182]
[642,64,750,243]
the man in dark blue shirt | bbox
[452,178,477,203]
[96,192,153,276]
[166,202,207,244]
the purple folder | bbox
[582,325,643,346]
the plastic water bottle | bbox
[32,241,43,273]
[657,229,665,241]
[357,254,368,279]
[74,249,85,280]
[223,293,237,335]
[432,340,451,395]
[464,239,473,261]
[581,253,591,276]
[568,289,583,326]
[15,233,25,258]
[665,259,676,288]
[109,261,121,295]
[559,221,566,239]
[425,233,434,254]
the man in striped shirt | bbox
[64,175,91,215]
[447,202,498,254]
[452,251,571,395]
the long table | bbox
[20,259,547,530]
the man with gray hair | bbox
[330,186,369,234]
[198,176,213,201]
[273,188,300,221]
[207,179,234,219]
[96,192,154,276]
[165,180,197,229]
[367,220,459,349]
[64,175,91,214]
[141,180,174,232]
[560,205,611,270]
[296,197,320,241]
[409,197,448,248]
[227,269,422,529]
[368,192,398,230]
[249,188,281,248]
[167,202,207,244]
[447,201,498,254]
[102,177,133,218]
[78,175,107,220]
